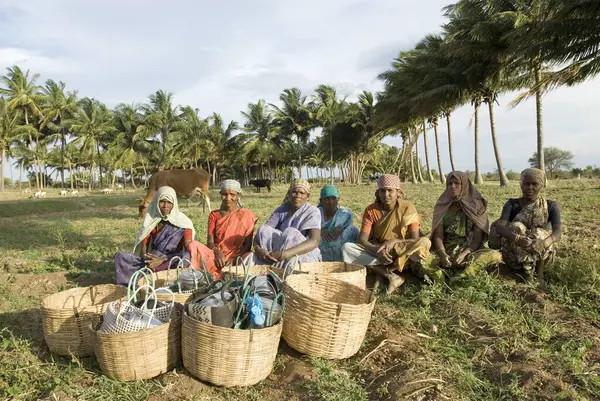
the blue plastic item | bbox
[244,294,265,326]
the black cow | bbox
[249,179,272,193]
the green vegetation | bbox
[0,180,599,400]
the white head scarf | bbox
[133,186,196,254]
[219,179,243,207]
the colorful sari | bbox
[489,196,554,269]
[190,208,258,276]
[318,206,359,262]
[114,222,191,286]
[370,200,430,272]
[420,171,501,282]
[254,202,322,264]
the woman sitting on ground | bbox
[489,168,561,280]
[422,171,502,282]
[190,179,257,277]
[342,174,431,294]
[114,186,195,286]
[253,179,322,265]
[318,185,359,262]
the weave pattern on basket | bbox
[282,275,375,359]
[181,311,282,387]
[220,264,271,278]
[90,304,182,381]
[292,262,366,289]
[41,284,127,357]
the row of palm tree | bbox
[377,0,600,186]
[1,0,598,191]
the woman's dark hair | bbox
[374,189,381,204]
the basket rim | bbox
[41,284,125,310]
[284,275,375,308]
[182,309,283,334]
[295,261,366,273]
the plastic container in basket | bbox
[282,274,376,359]
[292,262,366,289]
[181,310,282,387]
[41,284,127,357]
[89,303,183,381]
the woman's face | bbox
[520,175,542,200]
[220,189,239,208]
[320,196,338,214]
[378,188,398,209]
[447,175,462,199]
[290,187,309,208]
[159,199,174,216]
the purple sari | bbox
[254,202,322,265]
[114,222,191,286]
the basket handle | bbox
[119,285,159,328]
[127,268,155,303]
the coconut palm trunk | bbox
[446,113,456,172]
[534,64,545,174]
[422,120,434,183]
[473,100,484,184]
[297,133,303,179]
[410,149,417,183]
[433,121,446,184]
[24,111,40,190]
[0,147,4,192]
[60,130,66,188]
[415,139,424,183]
[19,161,23,191]
[487,100,509,186]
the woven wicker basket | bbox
[41,284,127,357]
[182,311,282,387]
[137,268,207,304]
[220,264,273,278]
[282,275,375,359]
[294,262,366,289]
[89,303,182,381]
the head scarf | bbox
[520,168,546,188]
[431,171,489,234]
[133,186,195,253]
[283,179,311,205]
[375,174,404,202]
[219,179,243,207]
[320,185,339,199]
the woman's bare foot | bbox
[385,273,405,295]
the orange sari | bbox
[190,208,258,277]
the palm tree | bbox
[67,98,114,190]
[238,100,281,183]
[111,103,146,188]
[0,97,20,192]
[140,90,179,165]
[206,113,237,185]
[472,98,484,184]
[443,0,511,186]
[40,79,78,188]
[312,85,347,183]
[421,119,435,182]
[170,106,209,170]
[0,66,44,189]
[270,88,314,179]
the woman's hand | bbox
[515,234,533,248]
[269,251,287,262]
[530,238,546,254]
[255,246,278,263]
[454,249,471,267]
[437,250,452,268]
[144,253,166,270]
[376,239,398,265]
[214,249,227,270]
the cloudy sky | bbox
[1,0,598,177]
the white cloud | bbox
[0,0,598,177]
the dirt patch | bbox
[4,271,113,298]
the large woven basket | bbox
[89,303,182,381]
[41,284,127,357]
[282,275,375,359]
[294,262,366,289]
[182,311,282,387]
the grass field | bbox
[1,180,599,401]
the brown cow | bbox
[138,168,212,217]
